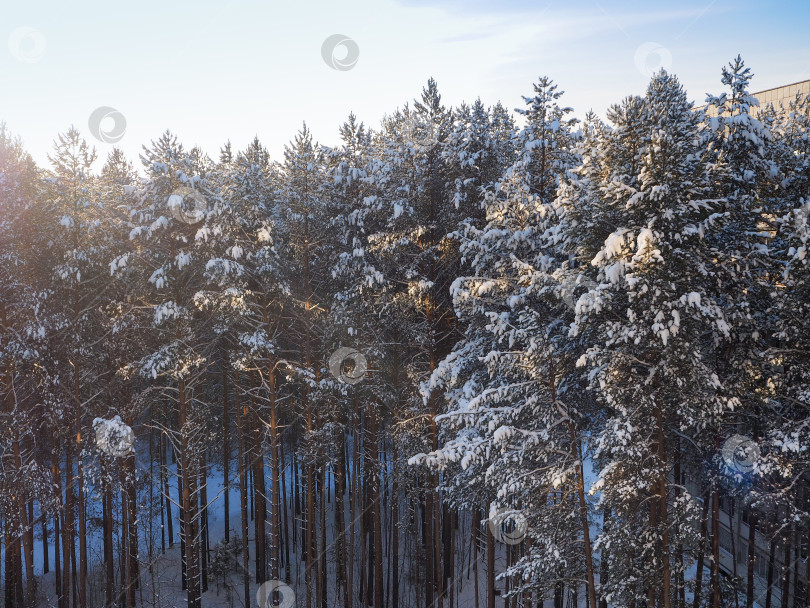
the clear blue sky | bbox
[3,0,809,169]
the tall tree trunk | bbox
[42,508,49,575]
[63,437,75,608]
[268,348,281,584]
[472,509,480,608]
[746,510,756,608]
[73,297,87,608]
[0,302,23,608]
[781,526,792,608]
[179,377,201,608]
[121,466,132,608]
[710,484,721,608]
[235,370,251,608]
[301,163,317,608]
[674,441,684,608]
[368,405,384,608]
[4,524,23,608]
[178,451,186,591]
[252,383,267,585]
[599,509,610,608]
[222,357,231,544]
[13,435,35,604]
[335,422,348,607]
[805,528,810,608]
[487,522,495,608]
[320,465,328,608]
[200,451,210,593]
[103,461,114,608]
[765,526,776,608]
[282,440,291,582]
[126,414,140,605]
[162,432,173,548]
[656,406,671,608]
[348,412,358,608]
[693,490,710,608]
[552,349,597,608]
[392,447,400,608]
[53,453,64,608]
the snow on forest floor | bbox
[15,446,753,608]
[22,446,530,608]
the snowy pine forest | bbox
[2,56,810,608]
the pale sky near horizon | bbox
[2,0,809,171]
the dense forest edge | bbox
[2,56,810,608]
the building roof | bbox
[695,78,810,114]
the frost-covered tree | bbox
[122,131,217,608]
[560,71,745,607]
[0,125,57,608]
[414,77,597,607]
[0,60,809,608]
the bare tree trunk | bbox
[425,476,436,608]
[268,350,282,584]
[805,530,810,608]
[42,507,49,575]
[162,431,174,548]
[235,370,251,608]
[4,524,23,608]
[71,291,87,608]
[335,423,348,608]
[693,490,710,608]
[765,527,776,608]
[487,521,495,608]
[103,460,114,608]
[126,414,140,605]
[223,357,231,543]
[369,405,384,608]
[746,510,756,608]
[656,406,671,608]
[53,453,64,608]
[552,350,597,608]
[449,509,456,608]
[711,484,721,608]
[179,377,201,608]
[1,301,24,608]
[392,447,400,608]
[63,435,74,608]
[782,526,792,608]
[13,436,35,604]
[121,466,132,608]
[472,510,480,608]
[320,465,328,608]
[360,431,367,606]
[599,509,610,608]
[348,414,358,608]
[282,440,291,582]
[674,441,684,608]
[251,382,267,586]
[301,168,317,608]
[200,451,210,593]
